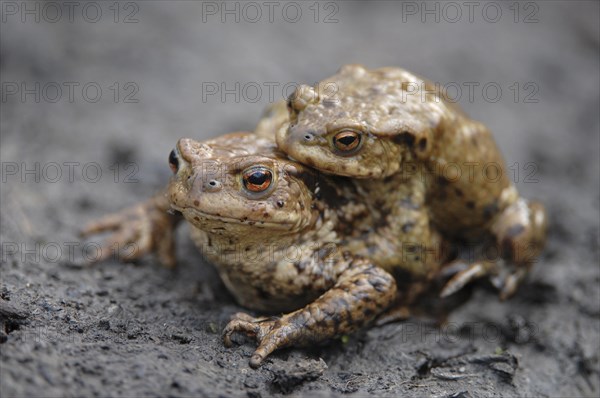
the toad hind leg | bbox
[439,259,496,298]
[223,261,396,368]
[491,198,547,298]
[441,198,547,299]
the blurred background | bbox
[2,1,598,188]
[1,1,599,397]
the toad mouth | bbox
[170,204,294,229]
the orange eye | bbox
[333,130,361,153]
[242,167,273,192]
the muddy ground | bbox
[1,1,599,397]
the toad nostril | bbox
[304,133,314,141]
[205,179,222,191]
[169,149,179,173]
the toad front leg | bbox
[80,190,181,267]
[223,260,396,368]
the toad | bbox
[275,65,547,298]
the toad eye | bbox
[169,149,179,173]
[332,130,361,154]
[242,167,273,193]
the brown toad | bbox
[275,65,547,298]
[82,132,449,367]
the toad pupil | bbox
[337,135,355,146]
